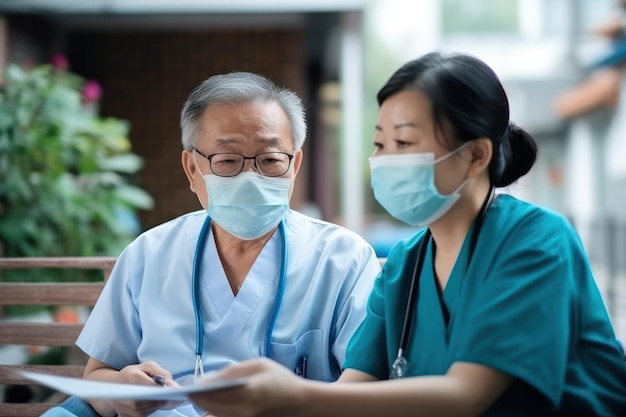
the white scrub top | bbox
[76,209,380,416]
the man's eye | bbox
[215,159,237,165]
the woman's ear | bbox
[466,138,493,179]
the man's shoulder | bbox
[141,210,205,234]
[128,210,206,250]
[287,210,375,251]
[286,211,380,282]
[288,210,359,236]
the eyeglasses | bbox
[193,148,294,177]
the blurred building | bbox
[2,1,625,325]
[0,0,367,231]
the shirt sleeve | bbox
[330,242,382,371]
[342,264,388,379]
[76,243,143,370]
[454,211,580,407]
[343,233,424,380]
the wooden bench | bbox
[0,257,116,417]
[0,255,384,416]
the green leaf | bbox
[0,104,15,128]
[98,153,144,173]
[114,185,155,209]
[6,64,26,84]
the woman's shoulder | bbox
[487,194,581,254]
[490,194,573,234]
[383,229,429,267]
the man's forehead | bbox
[197,103,293,149]
[212,137,285,148]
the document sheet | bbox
[20,370,247,401]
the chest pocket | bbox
[269,328,323,380]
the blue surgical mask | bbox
[368,146,468,227]
[203,171,291,240]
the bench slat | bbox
[0,257,114,416]
[0,323,84,346]
[0,364,86,385]
[0,403,57,417]
[0,282,104,306]
[0,257,116,270]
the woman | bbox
[189,52,626,416]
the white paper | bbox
[20,370,247,401]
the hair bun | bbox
[493,122,538,187]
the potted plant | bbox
[0,56,153,309]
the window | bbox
[442,0,518,34]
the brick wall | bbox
[68,29,308,231]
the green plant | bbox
[0,60,153,286]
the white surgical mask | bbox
[369,145,468,227]
[203,171,291,240]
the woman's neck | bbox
[428,179,492,287]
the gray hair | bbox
[180,72,306,150]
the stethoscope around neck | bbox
[390,186,495,379]
[191,215,288,382]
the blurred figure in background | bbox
[553,0,626,119]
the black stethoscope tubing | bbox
[395,186,495,363]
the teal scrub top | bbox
[345,194,626,416]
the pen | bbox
[151,375,166,386]
[294,355,307,379]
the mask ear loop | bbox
[432,141,473,164]
[430,141,476,200]
[191,149,208,177]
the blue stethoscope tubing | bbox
[191,215,288,378]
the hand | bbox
[109,361,181,417]
[189,358,307,417]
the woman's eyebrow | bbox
[375,122,419,132]
[394,122,418,130]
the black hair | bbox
[377,52,537,188]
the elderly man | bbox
[42,72,380,417]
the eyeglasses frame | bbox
[192,147,295,177]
